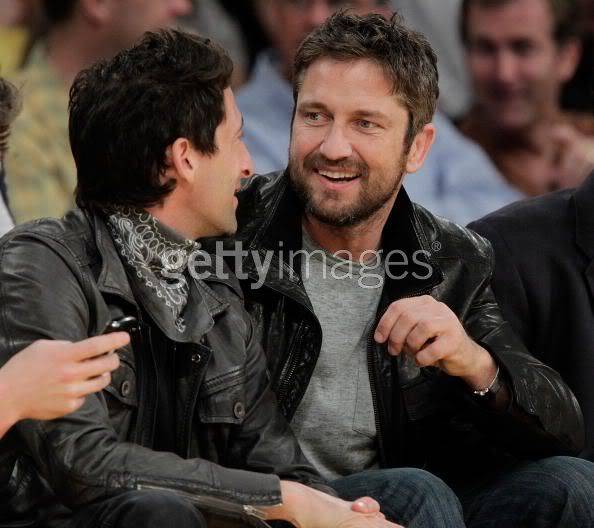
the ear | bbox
[78,0,112,26]
[556,38,582,83]
[167,137,200,186]
[405,123,436,174]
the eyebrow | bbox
[352,110,389,121]
[297,101,330,113]
[298,101,390,122]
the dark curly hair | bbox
[293,10,439,147]
[69,29,233,210]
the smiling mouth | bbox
[314,168,360,182]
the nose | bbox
[241,144,254,179]
[319,123,353,160]
[494,50,518,84]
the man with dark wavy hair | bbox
[0,29,401,528]
[233,10,594,527]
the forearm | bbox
[474,325,584,454]
[0,370,19,439]
[262,481,348,528]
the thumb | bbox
[351,496,381,514]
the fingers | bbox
[375,297,442,356]
[68,332,130,361]
[375,297,432,343]
[405,318,445,353]
[71,372,113,398]
[386,312,417,355]
[374,303,399,343]
[351,497,381,514]
[415,339,447,367]
[76,351,120,379]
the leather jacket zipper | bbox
[136,482,276,520]
[367,310,388,466]
[368,286,433,466]
[276,325,304,404]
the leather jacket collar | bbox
[89,209,230,339]
[236,171,444,300]
[573,171,594,261]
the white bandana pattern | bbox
[106,207,198,333]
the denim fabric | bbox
[332,456,594,528]
[457,456,594,528]
[331,468,466,528]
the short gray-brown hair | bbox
[293,10,439,146]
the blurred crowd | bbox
[0,0,593,234]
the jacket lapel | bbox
[573,172,594,300]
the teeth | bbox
[318,170,358,180]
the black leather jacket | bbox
[231,172,585,484]
[0,208,326,527]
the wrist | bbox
[262,481,305,528]
[0,373,20,436]
[460,343,498,390]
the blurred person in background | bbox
[0,77,21,236]
[402,107,524,225]
[459,0,594,196]
[561,0,594,113]
[179,0,249,89]
[391,0,525,226]
[5,0,191,224]
[390,0,470,119]
[0,0,40,76]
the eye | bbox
[357,119,377,130]
[303,111,327,125]
[511,40,536,56]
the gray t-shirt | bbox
[290,229,384,480]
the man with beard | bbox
[229,11,594,528]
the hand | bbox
[265,481,403,528]
[0,333,129,431]
[374,296,497,389]
[550,124,594,189]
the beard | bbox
[288,150,407,228]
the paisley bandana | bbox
[105,206,199,333]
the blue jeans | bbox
[331,456,594,528]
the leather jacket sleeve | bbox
[0,234,286,511]
[463,247,585,457]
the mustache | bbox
[302,152,369,177]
